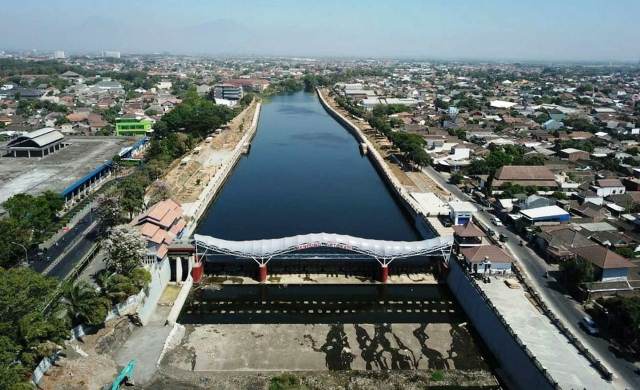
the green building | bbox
[115,117,153,136]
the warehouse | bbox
[4,128,66,158]
[519,205,571,224]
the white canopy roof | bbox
[194,232,453,260]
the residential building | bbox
[460,245,514,275]
[573,245,635,282]
[492,165,558,189]
[213,83,243,101]
[592,178,626,197]
[535,225,595,262]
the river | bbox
[180,91,494,374]
[196,91,423,241]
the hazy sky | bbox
[2,0,639,61]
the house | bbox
[453,221,486,247]
[572,245,635,282]
[535,226,594,262]
[134,199,187,263]
[543,119,564,131]
[560,148,590,161]
[460,245,514,275]
[518,195,554,210]
[492,165,558,189]
[591,178,626,197]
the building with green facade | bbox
[115,117,153,136]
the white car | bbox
[581,315,599,335]
[491,217,503,226]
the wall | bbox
[137,257,171,325]
[447,258,557,390]
[184,102,262,236]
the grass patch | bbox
[269,373,307,390]
[431,370,445,381]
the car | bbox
[491,217,503,226]
[581,315,599,335]
[499,233,508,242]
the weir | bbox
[193,232,453,282]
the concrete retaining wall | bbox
[137,257,172,325]
[447,258,558,390]
[183,102,262,236]
[316,88,436,240]
[166,277,193,326]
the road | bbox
[422,166,638,389]
[31,204,100,280]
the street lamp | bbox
[11,242,28,266]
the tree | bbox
[95,195,123,229]
[97,267,151,304]
[117,176,146,219]
[601,296,640,351]
[62,281,110,327]
[0,268,68,386]
[103,225,146,274]
[450,172,464,185]
[560,258,595,291]
[148,180,172,206]
[3,191,64,242]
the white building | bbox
[592,179,626,197]
[448,201,476,225]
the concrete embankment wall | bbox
[183,102,262,236]
[315,89,434,239]
[447,258,557,390]
[319,88,559,389]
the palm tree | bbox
[62,281,108,326]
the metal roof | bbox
[195,232,454,261]
[7,128,64,149]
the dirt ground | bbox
[162,101,258,203]
[40,318,135,390]
[143,368,498,389]
[162,321,489,372]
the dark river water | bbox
[196,91,422,241]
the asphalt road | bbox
[30,205,100,280]
[423,166,638,389]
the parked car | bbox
[492,217,503,226]
[581,315,599,335]
[499,233,508,242]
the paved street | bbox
[423,166,638,389]
[30,202,101,280]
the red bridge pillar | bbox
[258,264,268,283]
[379,264,389,283]
[191,261,204,283]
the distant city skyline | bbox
[3,0,640,62]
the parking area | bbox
[0,136,137,204]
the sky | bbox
[2,0,639,61]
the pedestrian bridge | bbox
[194,232,454,266]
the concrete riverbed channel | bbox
[156,91,501,389]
